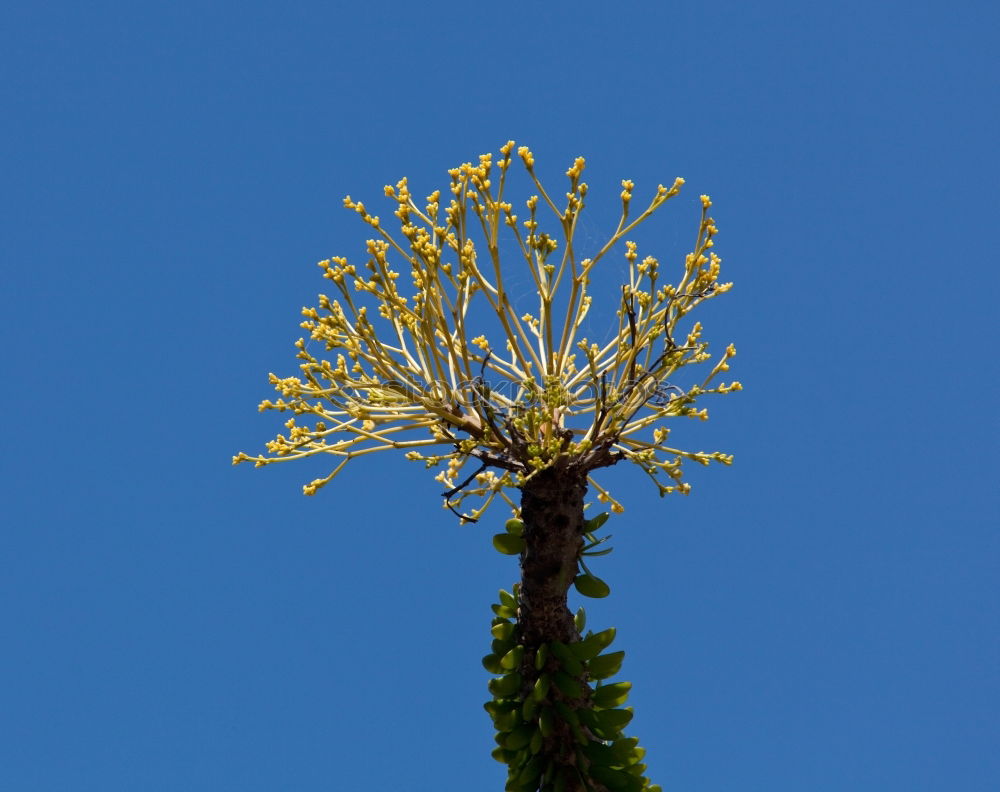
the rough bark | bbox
[518,465,587,648]
[517,464,594,791]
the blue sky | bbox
[2,1,997,790]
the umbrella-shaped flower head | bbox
[234,142,739,520]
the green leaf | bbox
[538,706,555,737]
[574,573,611,598]
[482,653,503,674]
[532,673,551,701]
[573,627,616,660]
[623,762,646,777]
[491,746,516,764]
[491,622,515,641]
[484,699,513,717]
[609,736,641,764]
[493,533,525,555]
[492,706,521,732]
[592,680,632,708]
[574,607,586,633]
[549,641,584,676]
[590,764,631,790]
[583,740,616,767]
[554,699,581,726]
[504,518,525,536]
[492,637,514,656]
[521,694,538,722]
[516,754,545,784]
[584,512,610,532]
[587,650,625,680]
[576,705,603,735]
[489,672,522,698]
[501,645,524,670]
[581,533,613,554]
[596,707,634,735]
[499,589,518,608]
[503,724,534,750]
[553,670,583,699]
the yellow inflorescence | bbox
[235,142,738,520]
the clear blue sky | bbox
[2,2,997,790]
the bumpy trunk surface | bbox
[517,465,594,790]
[518,465,587,647]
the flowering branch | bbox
[234,142,739,521]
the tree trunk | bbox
[518,465,587,647]
[517,464,594,791]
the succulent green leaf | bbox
[501,645,524,671]
[493,533,525,555]
[489,672,522,698]
[485,699,516,717]
[534,643,549,671]
[503,724,534,751]
[573,627,616,660]
[491,746,515,764]
[574,607,586,633]
[609,736,641,764]
[592,680,632,709]
[532,673,551,701]
[491,622,516,641]
[574,573,611,598]
[482,652,503,674]
[587,649,625,680]
[516,754,545,785]
[576,705,604,737]
[590,764,631,790]
[584,512,610,532]
[492,706,521,732]
[504,518,525,536]
[492,638,514,658]
[583,740,616,767]
[596,707,634,735]
[581,533,612,552]
[549,641,584,676]
[554,699,581,726]
[499,589,517,608]
[553,670,583,699]
[521,693,538,722]
[538,706,555,737]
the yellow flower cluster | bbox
[234,142,739,520]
